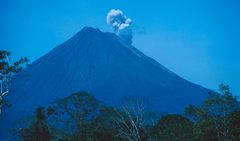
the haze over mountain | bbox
[0,27,210,138]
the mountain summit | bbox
[0,27,209,137]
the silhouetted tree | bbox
[48,91,103,140]
[228,108,240,140]
[185,84,238,141]
[19,107,52,141]
[151,114,194,141]
[0,50,29,114]
[91,107,117,141]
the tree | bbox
[0,50,29,114]
[19,107,52,141]
[228,108,240,140]
[185,84,238,141]
[90,107,118,141]
[151,114,194,141]
[48,91,103,140]
[113,96,153,141]
[17,92,120,141]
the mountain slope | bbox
[0,27,210,138]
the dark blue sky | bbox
[1,0,239,95]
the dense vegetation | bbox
[17,85,239,141]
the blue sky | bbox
[1,0,239,95]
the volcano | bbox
[0,27,210,138]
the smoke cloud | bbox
[106,9,133,44]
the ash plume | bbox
[107,9,133,44]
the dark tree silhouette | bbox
[185,84,238,141]
[0,50,29,115]
[151,114,194,141]
[19,107,52,141]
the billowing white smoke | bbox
[106,9,133,44]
